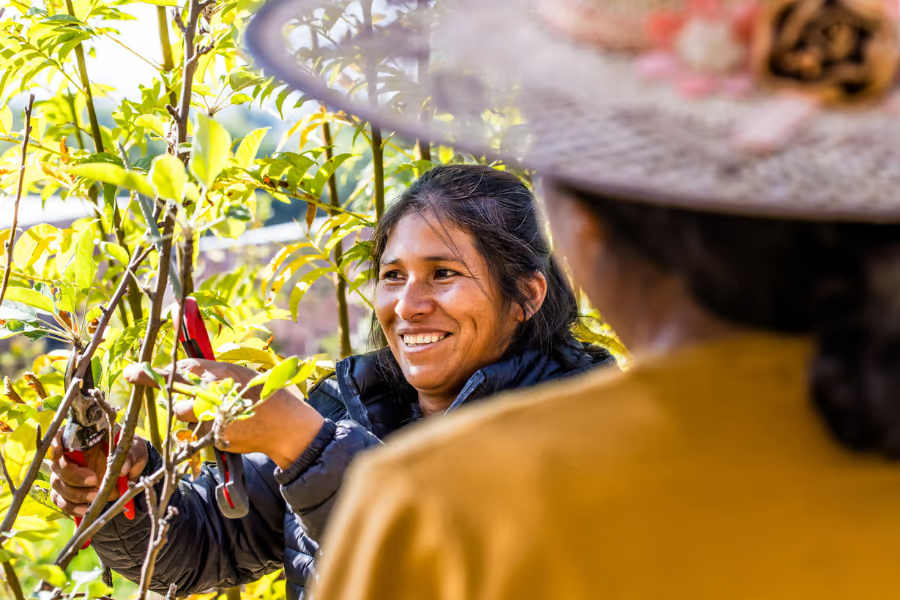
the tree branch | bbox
[57,215,174,569]
[0,95,34,311]
[361,0,385,220]
[1,560,25,600]
[55,431,213,568]
[322,118,352,358]
[64,0,104,153]
[157,7,178,107]
[0,246,151,542]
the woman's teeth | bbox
[402,333,448,346]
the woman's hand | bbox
[48,432,148,517]
[122,359,325,469]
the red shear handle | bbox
[178,297,250,519]
[178,297,215,361]
[65,439,135,549]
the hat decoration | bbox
[537,0,899,151]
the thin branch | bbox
[0,246,151,542]
[55,431,213,567]
[361,0,385,220]
[1,560,25,600]
[157,7,178,107]
[0,95,34,310]
[0,449,16,495]
[65,0,104,153]
[100,31,163,72]
[322,117,352,358]
[57,217,174,569]
[136,222,193,600]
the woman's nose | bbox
[394,279,434,321]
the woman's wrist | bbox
[263,391,326,469]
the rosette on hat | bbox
[247,0,900,223]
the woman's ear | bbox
[519,271,548,322]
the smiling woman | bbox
[46,163,616,600]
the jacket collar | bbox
[336,342,613,432]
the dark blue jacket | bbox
[92,344,614,598]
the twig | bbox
[57,218,175,569]
[361,0,385,220]
[0,449,15,495]
[322,118,352,358]
[64,0,104,153]
[1,560,25,600]
[55,431,213,567]
[165,583,178,600]
[0,95,35,311]
[416,0,432,164]
[136,225,192,600]
[0,246,151,542]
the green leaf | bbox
[134,0,179,5]
[289,267,336,321]
[150,154,187,201]
[63,229,96,293]
[225,204,252,221]
[231,93,252,105]
[190,113,231,189]
[70,163,155,198]
[42,394,62,411]
[234,127,269,168]
[259,356,299,401]
[217,347,278,369]
[27,564,66,588]
[101,241,130,266]
[3,287,55,314]
[135,114,167,137]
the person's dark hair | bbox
[564,184,900,458]
[370,164,603,376]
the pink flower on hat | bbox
[638,0,759,98]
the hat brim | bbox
[246,0,900,223]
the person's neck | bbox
[418,392,458,418]
[615,277,752,358]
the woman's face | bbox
[375,213,520,401]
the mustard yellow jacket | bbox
[314,334,900,599]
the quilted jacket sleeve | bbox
[92,443,286,595]
[274,419,382,543]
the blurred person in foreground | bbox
[47,164,614,598]
[245,0,900,598]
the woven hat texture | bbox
[247,0,900,223]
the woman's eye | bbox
[434,268,458,279]
[381,270,402,281]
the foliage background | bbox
[0,1,626,598]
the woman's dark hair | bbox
[565,184,900,458]
[370,164,600,369]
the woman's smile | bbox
[400,331,453,349]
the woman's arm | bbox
[89,442,287,594]
[275,418,382,542]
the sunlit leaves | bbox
[190,113,232,189]
[3,287,55,314]
[150,154,187,201]
[62,228,95,294]
[234,127,269,168]
[70,162,154,198]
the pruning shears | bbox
[137,194,248,517]
[178,297,250,519]
[61,355,135,549]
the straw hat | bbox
[246,0,900,222]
